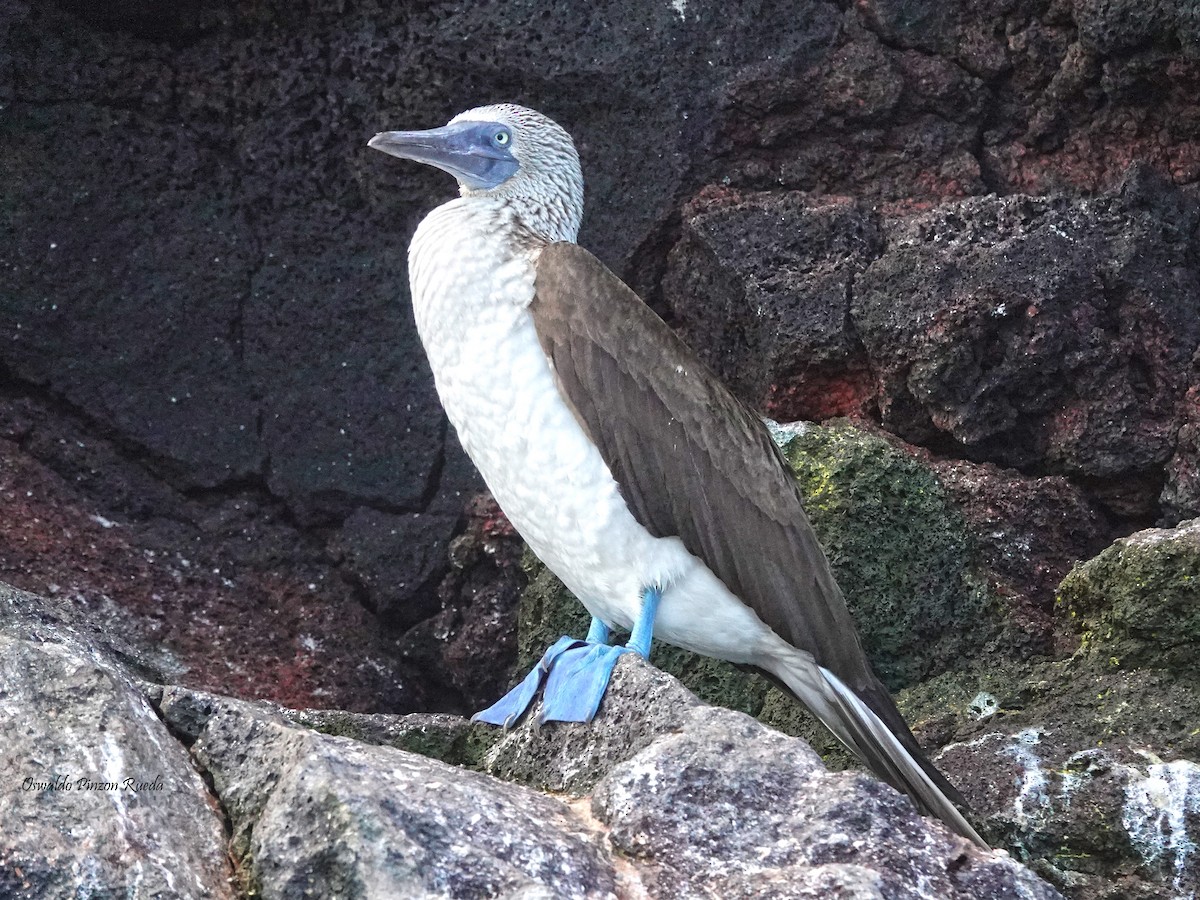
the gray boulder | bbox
[158,688,619,899]
[0,583,235,899]
[593,702,1061,900]
[152,653,1061,900]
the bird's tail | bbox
[764,651,988,849]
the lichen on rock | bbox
[777,420,996,688]
[1058,518,1200,670]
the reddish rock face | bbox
[665,177,1198,525]
[0,407,426,713]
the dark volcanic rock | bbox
[852,173,1200,503]
[330,507,458,628]
[1071,0,1200,58]
[395,493,529,713]
[855,0,1015,77]
[982,3,1200,195]
[1,101,264,490]
[0,0,844,512]
[718,22,990,201]
[0,399,430,713]
[243,214,451,521]
[664,190,881,417]
[665,176,1200,527]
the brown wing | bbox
[532,243,873,686]
[531,242,968,813]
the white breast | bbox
[407,198,782,665]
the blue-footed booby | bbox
[368,104,986,847]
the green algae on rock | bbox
[1058,518,1200,670]
[775,421,995,688]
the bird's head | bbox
[369,104,584,243]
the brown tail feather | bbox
[762,654,988,848]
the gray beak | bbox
[368,121,519,190]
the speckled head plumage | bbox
[369,103,584,244]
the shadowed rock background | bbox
[1,0,1198,898]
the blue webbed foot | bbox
[539,640,630,723]
[472,635,578,727]
[471,588,663,728]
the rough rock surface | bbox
[889,518,1200,898]
[8,531,1199,900]
[0,407,436,712]
[666,175,1200,526]
[1059,517,1200,669]
[776,422,994,687]
[4,0,1200,897]
[0,583,235,899]
[1163,387,1200,521]
[4,0,1200,725]
[939,732,1200,900]
[154,658,1061,900]
[929,459,1107,659]
[157,689,621,899]
[478,659,704,797]
[663,192,881,417]
[592,706,1060,900]
[852,174,1200,504]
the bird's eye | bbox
[494,130,510,146]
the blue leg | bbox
[472,588,662,727]
[626,587,661,657]
[585,617,611,644]
[541,586,661,724]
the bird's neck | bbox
[460,184,582,245]
[407,198,539,335]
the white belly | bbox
[407,199,782,664]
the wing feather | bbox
[533,243,871,685]
[531,242,981,843]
